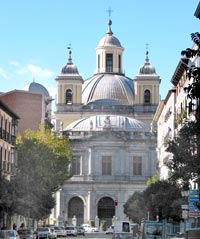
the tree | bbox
[10,126,72,220]
[124,180,183,223]
[0,175,16,226]
[166,119,200,189]
[165,32,200,189]
[123,191,148,224]
[181,32,200,106]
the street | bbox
[66,232,112,239]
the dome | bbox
[138,51,156,75]
[61,50,79,75]
[82,74,134,105]
[98,35,122,48]
[23,81,49,96]
[64,115,150,132]
[97,20,122,48]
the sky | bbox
[0,0,200,109]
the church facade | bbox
[52,18,161,227]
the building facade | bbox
[52,18,161,227]
[0,81,52,135]
[0,99,19,228]
[0,100,19,181]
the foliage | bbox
[181,32,200,108]
[146,173,159,187]
[166,32,200,188]
[10,126,72,220]
[124,180,183,223]
[166,114,200,189]
[123,191,148,224]
[0,176,15,214]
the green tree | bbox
[124,180,183,223]
[166,119,200,189]
[123,191,148,223]
[0,175,16,226]
[10,127,72,220]
[181,32,200,105]
[146,173,159,187]
[166,32,200,189]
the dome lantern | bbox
[138,50,157,75]
[95,17,124,75]
[61,47,79,75]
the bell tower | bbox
[134,50,161,105]
[55,48,83,105]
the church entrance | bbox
[98,197,115,228]
[68,197,84,225]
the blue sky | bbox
[0,0,200,108]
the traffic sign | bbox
[189,211,200,217]
[181,205,189,210]
[189,197,199,202]
[190,190,199,196]
[189,204,198,210]
[182,210,188,219]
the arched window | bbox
[144,89,151,104]
[98,197,115,226]
[68,197,84,225]
[66,89,72,104]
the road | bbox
[66,232,112,239]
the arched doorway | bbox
[98,197,115,228]
[68,197,84,225]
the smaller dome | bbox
[138,51,156,75]
[64,115,150,132]
[23,80,49,96]
[61,50,79,75]
[97,19,122,48]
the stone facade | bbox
[52,18,160,227]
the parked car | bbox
[112,232,133,239]
[76,226,85,236]
[49,228,56,239]
[81,224,98,233]
[0,230,20,239]
[171,232,185,239]
[105,226,114,235]
[65,226,77,236]
[34,227,56,239]
[17,229,36,239]
[52,227,66,238]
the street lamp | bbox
[62,210,65,226]
[181,190,190,235]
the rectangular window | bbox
[118,55,121,73]
[72,156,81,175]
[106,54,113,72]
[98,54,100,72]
[133,156,142,176]
[102,156,112,175]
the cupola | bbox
[95,19,124,75]
[55,48,83,105]
[138,51,156,75]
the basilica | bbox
[51,17,161,227]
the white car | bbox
[65,226,77,236]
[53,227,66,237]
[81,224,98,233]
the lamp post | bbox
[181,190,190,235]
[62,210,65,226]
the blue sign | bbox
[190,190,199,196]
[189,197,199,202]
[189,204,198,210]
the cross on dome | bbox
[107,7,113,20]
